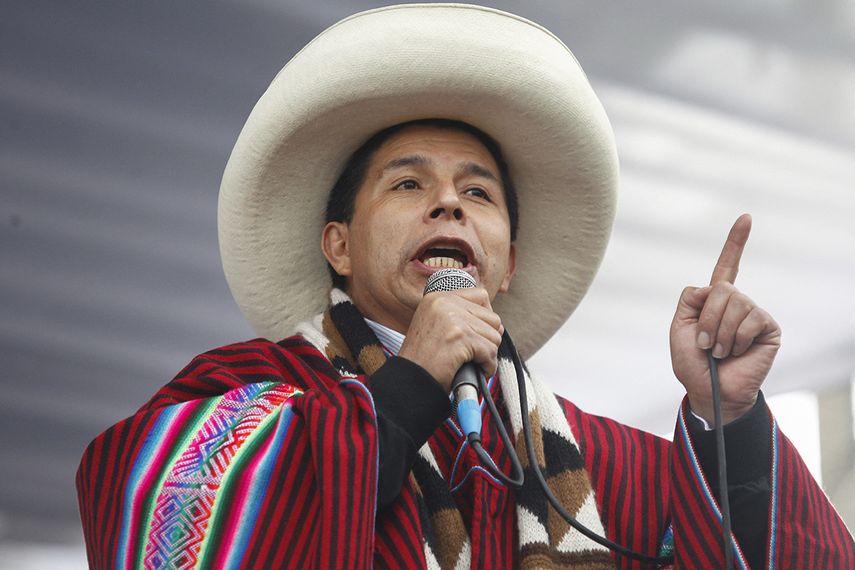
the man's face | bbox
[322,124,516,333]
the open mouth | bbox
[419,247,469,269]
[414,238,475,271]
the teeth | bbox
[424,256,464,269]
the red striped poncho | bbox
[76,336,854,568]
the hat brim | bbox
[219,3,618,359]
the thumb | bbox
[673,286,710,323]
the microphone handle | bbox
[452,362,479,393]
[453,363,482,436]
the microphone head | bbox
[424,268,476,294]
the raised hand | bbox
[670,214,782,425]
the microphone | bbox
[423,268,483,437]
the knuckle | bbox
[447,324,465,341]
[734,329,752,346]
[715,322,733,340]
[476,339,498,361]
[733,294,754,312]
[425,293,446,310]
[698,311,718,327]
[490,314,502,330]
[734,299,749,314]
[745,307,764,326]
[755,306,773,323]
[488,343,499,360]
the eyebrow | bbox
[459,161,499,182]
[380,155,430,176]
[380,155,499,182]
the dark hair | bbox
[324,118,519,289]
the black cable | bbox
[502,331,674,566]
[708,350,734,570]
[469,330,733,566]
[465,368,524,489]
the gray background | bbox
[2,1,854,566]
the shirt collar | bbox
[364,318,405,356]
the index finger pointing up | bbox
[710,213,752,285]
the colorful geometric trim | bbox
[118,402,205,570]
[677,405,749,570]
[125,398,218,570]
[767,417,780,570]
[141,382,302,569]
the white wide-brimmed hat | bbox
[219,3,618,358]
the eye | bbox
[394,179,419,191]
[464,187,491,201]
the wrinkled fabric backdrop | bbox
[1,1,853,567]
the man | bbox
[77,5,853,569]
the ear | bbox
[498,242,517,293]
[321,221,352,278]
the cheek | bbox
[485,230,513,273]
[375,217,412,249]
[353,199,424,267]
[355,217,409,269]
[486,223,512,254]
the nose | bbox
[427,184,464,222]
